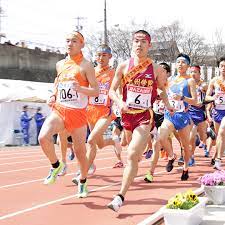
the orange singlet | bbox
[53,52,89,132]
[87,66,116,125]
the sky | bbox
[1,0,225,51]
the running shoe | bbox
[88,164,96,175]
[213,159,222,170]
[44,161,64,185]
[188,157,195,167]
[68,150,75,161]
[211,158,215,166]
[76,181,88,198]
[113,161,124,168]
[144,172,154,183]
[198,142,204,148]
[107,195,123,212]
[203,145,209,157]
[166,154,176,172]
[178,156,184,166]
[58,163,67,176]
[72,174,80,185]
[181,169,189,181]
[74,164,96,177]
[145,149,153,159]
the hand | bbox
[118,100,129,113]
[47,95,56,106]
[172,93,182,101]
[166,104,175,115]
[72,81,82,93]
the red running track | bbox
[0,141,220,225]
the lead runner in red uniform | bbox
[107,30,173,212]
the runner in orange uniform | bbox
[39,31,99,198]
[72,44,123,184]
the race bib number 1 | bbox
[126,84,152,109]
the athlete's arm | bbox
[109,62,129,112]
[154,64,172,111]
[205,78,216,102]
[184,78,197,105]
[78,61,99,97]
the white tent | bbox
[0,79,54,146]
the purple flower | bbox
[199,170,225,186]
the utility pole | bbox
[74,16,86,32]
[0,0,6,43]
[104,0,108,45]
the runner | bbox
[159,53,197,181]
[107,30,172,212]
[72,44,123,184]
[144,62,171,182]
[188,65,208,166]
[205,56,225,170]
[38,31,99,198]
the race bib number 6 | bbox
[126,84,152,109]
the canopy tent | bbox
[0,79,53,146]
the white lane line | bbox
[0,159,148,189]
[0,149,117,167]
[0,155,118,174]
[0,167,166,221]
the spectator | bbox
[34,107,45,145]
[20,105,33,146]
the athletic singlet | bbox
[214,79,225,110]
[55,55,89,109]
[89,66,114,107]
[122,58,157,110]
[189,80,206,112]
[168,75,191,112]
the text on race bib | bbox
[126,84,152,109]
[89,89,108,106]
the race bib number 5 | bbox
[215,92,225,109]
[126,84,152,109]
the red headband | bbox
[191,66,201,72]
[133,33,151,43]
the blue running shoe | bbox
[188,157,195,166]
[145,149,153,159]
[68,149,75,161]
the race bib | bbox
[197,92,202,103]
[112,104,121,117]
[153,100,165,114]
[89,89,108,106]
[57,81,87,108]
[126,84,152,109]
[215,92,225,110]
[168,97,185,112]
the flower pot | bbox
[163,197,208,225]
[204,185,225,205]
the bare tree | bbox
[152,21,183,62]
[212,29,225,63]
[180,31,209,65]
